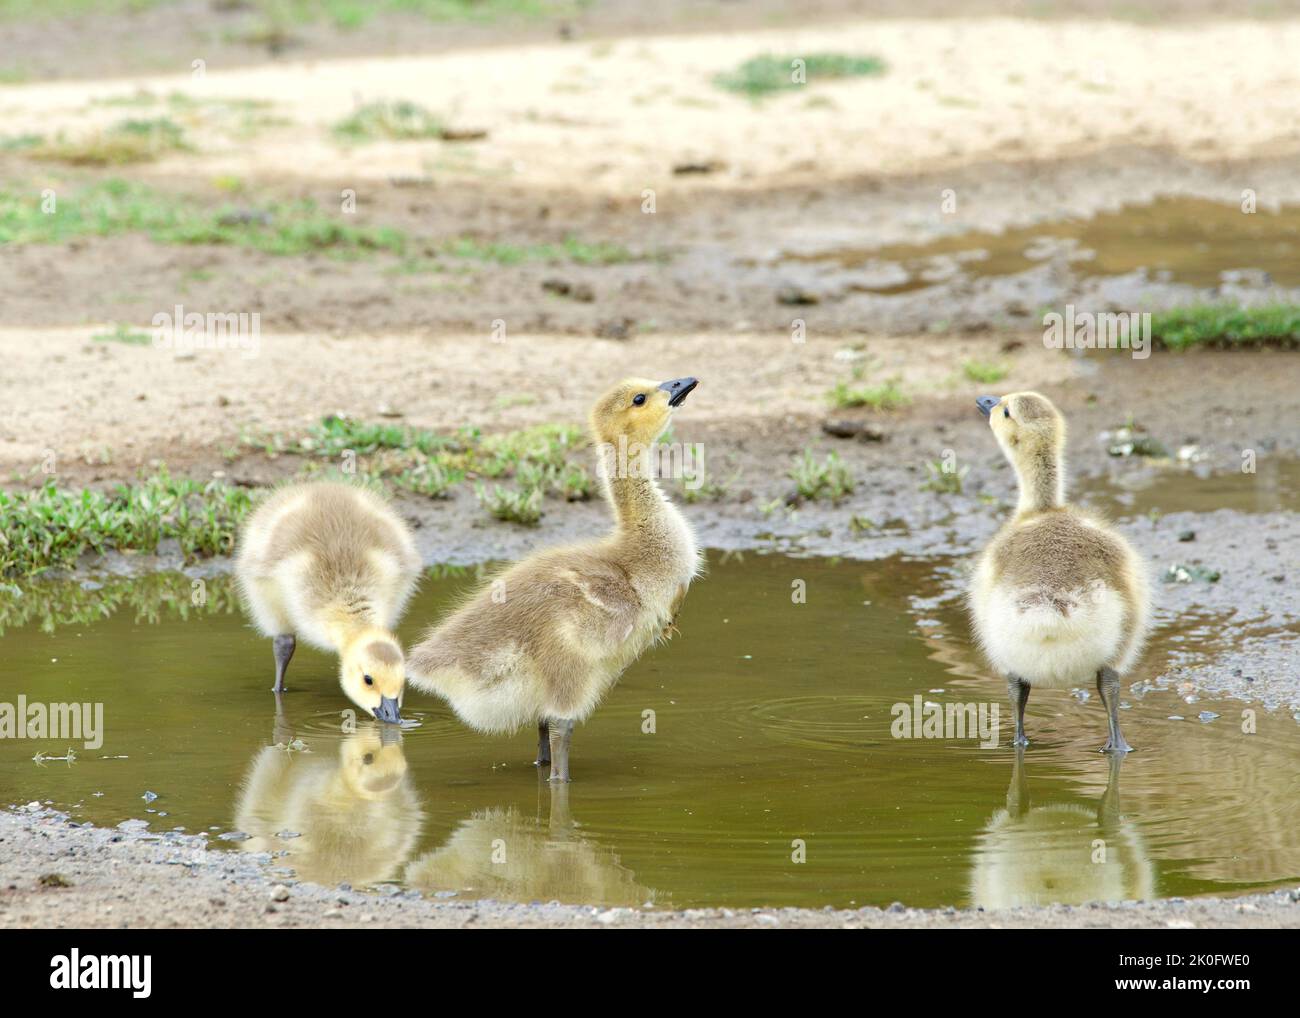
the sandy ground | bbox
[3,806,1296,929]
[6,19,1300,193]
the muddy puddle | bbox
[1080,456,1300,519]
[2,550,1297,911]
[783,197,1300,294]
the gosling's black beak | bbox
[976,396,1001,418]
[374,696,401,725]
[658,377,698,408]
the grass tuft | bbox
[715,53,886,98]
[92,323,151,345]
[961,359,1009,384]
[1149,303,1300,349]
[32,116,189,166]
[475,483,543,525]
[333,100,444,143]
[789,450,855,502]
[920,459,969,494]
[826,377,909,411]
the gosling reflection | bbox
[969,751,1155,909]
[405,784,654,907]
[234,724,424,887]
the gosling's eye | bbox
[1003,407,1011,419]
[363,674,374,686]
[362,753,374,765]
[632,393,646,406]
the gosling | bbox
[967,392,1150,752]
[235,481,422,723]
[408,376,703,781]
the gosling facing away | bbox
[408,376,704,781]
[967,392,1151,752]
[235,481,422,723]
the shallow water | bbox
[789,197,1300,293]
[1,552,1297,910]
[1081,457,1300,518]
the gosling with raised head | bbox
[408,377,703,781]
[968,392,1150,752]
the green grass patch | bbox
[714,53,886,98]
[0,470,252,578]
[920,459,969,494]
[0,179,405,256]
[333,100,444,142]
[0,132,43,151]
[32,116,189,166]
[826,376,909,411]
[92,323,151,345]
[1,179,637,265]
[961,359,1009,384]
[443,235,640,266]
[245,416,591,520]
[1149,303,1300,349]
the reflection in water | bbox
[405,784,654,907]
[970,753,1155,909]
[233,723,424,887]
[0,572,240,636]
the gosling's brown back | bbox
[990,508,1129,594]
[242,483,418,614]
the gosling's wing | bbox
[545,565,644,650]
[409,555,642,676]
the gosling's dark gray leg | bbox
[534,721,551,768]
[548,718,575,783]
[1096,666,1132,754]
[272,633,296,693]
[1007,674,1030,748]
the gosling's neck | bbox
[1011,443,1065,516]
[598,439,676,543]
[323,606,384,652]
